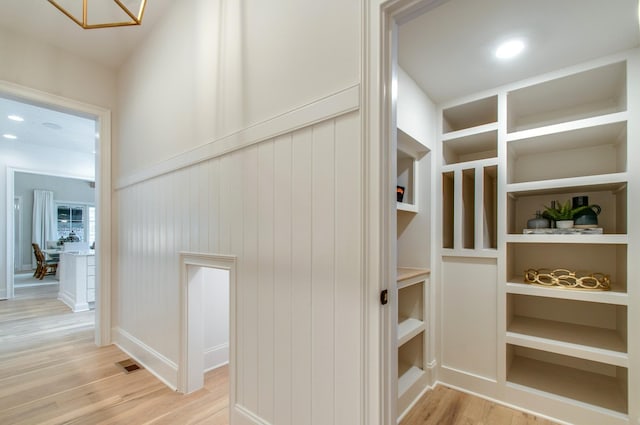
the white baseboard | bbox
[233,405,271,425]
[58,291,89,312]
[204,343,229,372]
[113,326,178,390]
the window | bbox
[56,203,95,245]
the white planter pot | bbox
[556,220,574,229]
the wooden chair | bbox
[32,243,58,280]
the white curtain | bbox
[32,190,56,267]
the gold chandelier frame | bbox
[48,0,147,29]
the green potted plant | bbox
[542,200,592,229]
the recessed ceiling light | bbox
[8,114,24,122]
[3,134,18,140]
[495,39,526,60]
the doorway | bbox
[178,252,236,411]
[1,81,112,345]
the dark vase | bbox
[572,196,601,228]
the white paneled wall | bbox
[115,111,362,424]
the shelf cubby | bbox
[442,171,454,249]
[507,120,627,184]
[507,294,627,365]
[483,165,497,249]
[443,129,497,165]
[442,95,497,133]
[397,129,429,212]
[398,332,428,416]
[506,183,627,235]
[507,345,628,415]
[398,281,425,346]
[506,242,627,295]
[462,168,475,249]
[507,61,627,133]
[398,149,417,207]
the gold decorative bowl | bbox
[524,268,611,291]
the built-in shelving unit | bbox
[395,103,432,419]
[436,54,636,425]
[440,95,498,253]
[503,59,631,423]
[396,268,430,418]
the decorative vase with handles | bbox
[572,196,601,228]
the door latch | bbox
[380,289,389,305]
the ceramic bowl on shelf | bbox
[555,220,574,229]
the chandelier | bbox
[48,0,147,29]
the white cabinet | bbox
[437,53,637,424]
[58,251,96,312]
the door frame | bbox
[1,80,112,346]
[13,196,22,272]
[365,0,448,422]
[178,252,236,413]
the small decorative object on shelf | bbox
[397,186,405,202]
[526,210,550,229]
[572,196,601,228]
[542,199,597,229]
[524,268,611,291]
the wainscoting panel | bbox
[115,110,362,424]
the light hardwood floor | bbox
[0,285,228,425]
[1,284,557,425]
[400,386,560,425]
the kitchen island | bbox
[58,250,96,312]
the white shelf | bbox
[507,316,627,367]
[398,365,426,397]
[507,355,628,415]
[398,128,429,159]
[442,95,497,133]
[441,248,498,258]
[506,173,628,197]
[440,157,498,173]
[442,127,497,165]
[398,318,425,347]
[442,122,498,141]
[397,202,418,213]
[506,281,628,305]
[505,234,627,244]
[506,111,627,143]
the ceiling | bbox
[2,1,639,154]
[0,0,173,69]
[398,0,640,104]
[0,96,96,155]
[0,1,173,157]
